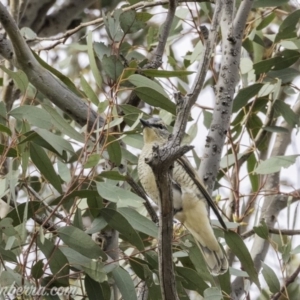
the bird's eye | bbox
[158,124,163,129]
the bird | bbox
[138,117,228,276]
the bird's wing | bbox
[176,156,227,230]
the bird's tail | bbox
[178,190,228,276]
[184,223,228,275]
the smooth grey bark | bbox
[199,0,254,195]
[0,3,103,130]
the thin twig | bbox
[241,228,300,239]
[271,264,300,300]
[126,172,159,224]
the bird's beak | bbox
[140,119,150,128]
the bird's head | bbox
[140,118,170,144]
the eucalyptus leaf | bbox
[58,226,107,260]
[96,182,144,208]
[255,155,300,174]
[10,106,52,130]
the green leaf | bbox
[6,201,41,226]
[141,69,194,78]
[82,260,107,283]
[262,262,280,293]
[233,84,263,112]
[106,135,122,166]
[247,153,259,192]
[0,124,12,136]
[103,10,124,42]
[0,67,28,93]
[42,104,85,142]
[85,275,103,300]
[100,170,126,181]
[273,100,299,127]
[94,42,110,60]
[253,220,269,239]
[87,31,102,88]
[85,217,107,234]
[183,237,213,283]
[129,258,162,299]
[224,231,260,289]
[0,218,17,236]
[176,267,209,295]
[101,208,144,251]
[84,153,101,168]
[253,0,288,7]
[267,68,300,84]
[257,12,275,30]
[253,50,300,74]
[263,126,289,133]
[118,207,158,238]
[120,10,146,34]
[136,87,176,115]
[31,260,44,279]
[102,55,124,81]
[37,238,69,286]
[0,144,18,157]
[35,128,74,155]
[0,246,18,263]
[203,287,223,300]
[96,182,144,207]
[128,74,168,97]
[112,266,137,300]
[57,226,107,260]
[255,155,300,174]
[10,106,52,130]
[275,9,300,42]
[30,143,62,193]
[80,75,99,105]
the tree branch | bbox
[241,227,300,239]
[126,172,159,224]
[231,101,300,298]
[0,3,102,130]
[145,0,178,68]
[37,0,97,37]
[271,264,300,300]
[199,0,254,195]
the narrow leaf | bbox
[233,84,263,112]
[262,262,280,293]
[142,69,194,77]
[118,207,158,238]
[30,143,62,193]
[101,208,144,251]
[37,238,69,287]
[112,267,137,300]
[224,231,260,289]
[57,226,107,260]
[96,182,144,207]
[10,106,52,130]
[87,31,102,88]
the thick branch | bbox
[199,0,254,195]
[37,0,97,37]
[0,3,102,130]
[146,143,193,300]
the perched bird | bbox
[138,117,228,276]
